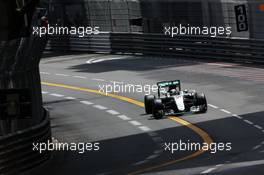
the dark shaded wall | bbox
[140,0,205,33]
[48,0,142,32]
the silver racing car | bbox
[144,80,207,119]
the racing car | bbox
[144,80,207,119]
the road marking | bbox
[208,104,219,109]
[139,126,152,132]
[133,160,148,166]
[253,145,261,150]
[42,91,49,94]
[65,97,76,100]
[106,110,120,115]
[73,76,87,79]
[92,78,105,82]
[93,105,107,110]
[254,125,263,130]
[86,56,128,64]
[146,154,159,160]
[117,115,131,121]
[207,62,236,67]
[216,164,224,167]
[80,101,94,105]
[55,73,69,77]
[41,82,213,174]
[40,72,50,75]
[86,58,96,64]
[201,168,216,174]
[154,150,163,154]
[42,82,144,107]
[50,93,64,97]
[220,109,231,114]
[232,114,242,119]
[110,81,124,84]
[244,119,253,125]
[129,120,142,126]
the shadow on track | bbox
[23,110,264,175]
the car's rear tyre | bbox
[144,95,155,114]
[195,93,207,113]
[152,99,164,119]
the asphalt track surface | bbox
[26,54,264,175]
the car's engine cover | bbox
[173,95,185,111]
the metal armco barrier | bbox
[46,33,264,63]
[0,109,51,175]
[45,33,111,53]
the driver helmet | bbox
[170,89,178,95]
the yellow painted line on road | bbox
[41,81,213,174]
[42,82,144,107]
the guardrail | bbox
[45,33,111,53]
[46,33,264,63]
[0,109,51,175]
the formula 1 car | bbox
[144,80,207,119]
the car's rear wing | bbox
[157,80,181,97]
[157,80,181,88]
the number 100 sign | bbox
[234,4,249,32]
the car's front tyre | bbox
[144,95,155,114]
[195,93,207,113]
[152,98,164,119]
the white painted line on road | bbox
[86,58,96,64]
[262,130,264,133]
[110,81,124,84]
[80,101,94,105]
[201,168,216,174]
[244,120,253,125]
[117,115,131,121]
[92,78,105,82]
[216,164,224,167]
[129,120,142,126]
[253,145,261,150]
[106,110,120,115]
[232,114,242,119]
[73,76,87,79]
[40,72,50,75]
[208,104,219,109]
[139,126,152,132]
[55,73,70,77]
[146,154,158,160]
[220,109,231,114]
[65,97,76,100]
[86,56,128,64]
[50,93,64,97]
[133,160,147,166]
[93,105,107,110]
[154,150,163,154]
[261,141,264,145]
[91,59,104,64]
[254,125,263,130]
[41,91,49,94]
